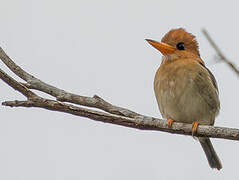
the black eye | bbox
[176,42,185,50]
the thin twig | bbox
[0,68,36,98]
[202,29,239,76]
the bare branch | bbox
[2,98,239,141]
[202,29,239,76]
[0,47,139,118]
[1,46,239,141]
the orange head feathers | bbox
[146,28,200,58]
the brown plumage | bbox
[146,28,222,170]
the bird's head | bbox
[146,28,200,61]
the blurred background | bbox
[0,0,238,179]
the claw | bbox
[192,122,199,136]
[168,118,174,127]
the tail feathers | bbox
[199,137,222,170]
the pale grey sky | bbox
[1,0,238,179]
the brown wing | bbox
[193,62,220,118]
[199,62,219,94]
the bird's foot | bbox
[167,118,174,127]
[192,121,199,136]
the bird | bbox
[146,28,222,170]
